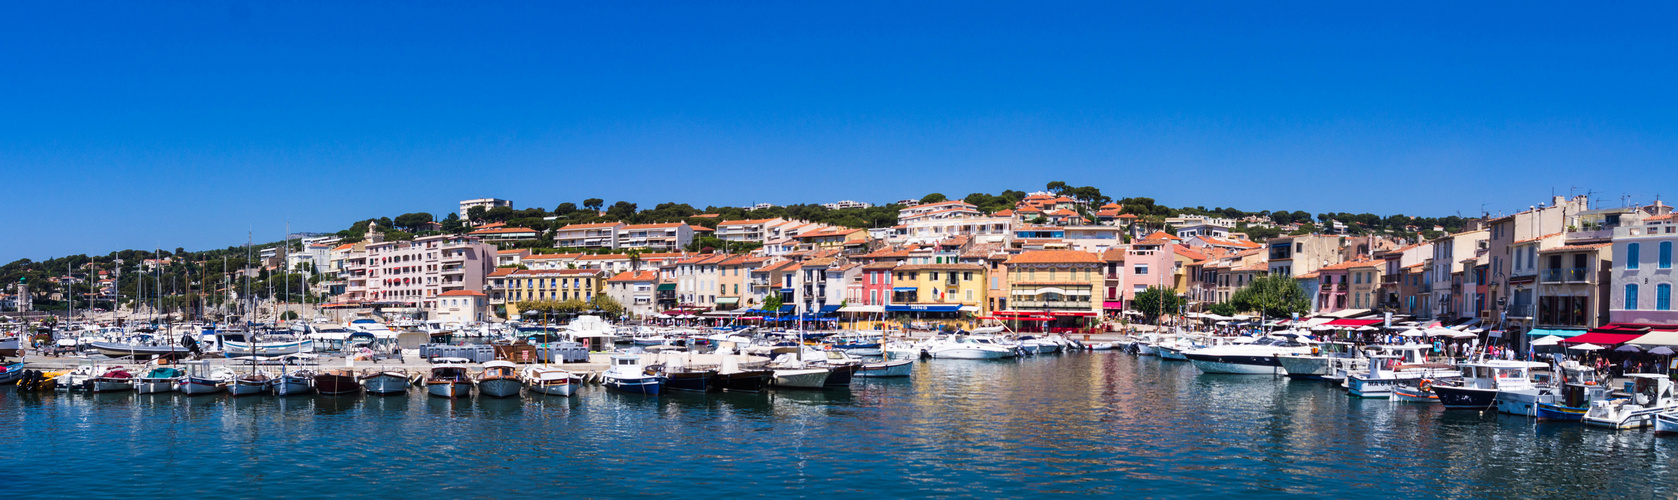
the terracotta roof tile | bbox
[1006,250,1102,265]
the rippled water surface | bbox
[6,353,1675,499]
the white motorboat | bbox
[1584,375,1678,429]
[771,367,831,389]
[230,370,274,397]
[1088,343,1115,351]
[521,365,576,396]
[427,366,474,398]
[924,335,1016,360]
[89,366,136,393]
[476,361,523,398]
[223,338,315,358]
[275,370,317,396]
[603,354,661,394]
[1276,341,1367,382]
[855,359,914,378]
[1495,362,1583,417]
[1654,410,1678,435]
[359,369,414,395]
[1183,333,1317,375]
[1345,344,1459,398]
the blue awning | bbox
[778,305,796,313]
[892,287,918,292]
[1528,328,1584,338]
[886,304,963,313]
[819,304,841,313]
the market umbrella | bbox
[1398,328,1426,337]
[1650,346,1676,356]
[1568,343,1605,351]
[1615,344,1644,353]
[1530,335,1564,346]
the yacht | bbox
[923,335,1016,359]
[1431,360,1548,410]
[1275,341,1367,381]
[1583,374,1678,429]
[1345,344,1459,398]
[1182,333,1317,375]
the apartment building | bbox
[1266,234,1344,278]
[617,222,693,251]
[340,234,497,312]
[503,268,608,317]
[897,200,983,224]
[1427,230,1489,321]
[606,270,660,319]
[1002,250,1103,319]
[459,198,512,220]
[553,222,625,250]
[1613,214,1677,325]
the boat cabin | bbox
[430,366,471,382]
[1455,361,1547,390]
[1628,374,1675,408]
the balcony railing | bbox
[1506,303,1534,318]
[1540,268,1589,283]
[1382,275,1400,284]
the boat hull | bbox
[1277,356,1333,380]
[662,372,715,392]
[604,375,661,395]
[90,378,134,393]
[527,379,575,396]
[1392,385,1438,403]
[477,378,522,398]
[230,380,272,397]
[275,377,316,396]
[772,369,829,389]
[360,373,411,395]
[136,379,180,394]
[1185,354,1282,375]
[713,370,771,392]
[856,360,913,378]
[87,342,192,360]
[1496,389,1555,417]
[314,374,361,395]
[178,378,226,395]
[1656,413,1678,434]
[1536,402,1587,422]
[822,364,857,387]
[928,347,1010,360]
[427,381,472,398]
[1434,385,1499,411]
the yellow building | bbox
[1002,250,1104,325]
[890,263,988,326]
[504,268,608,317]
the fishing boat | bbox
[475,361,523,398]
[1495,362,1575,417]
[136,366,185,394]
[1345,344,1459,399]
[520,365,576,396]
[1183,333,1317,375]
[426,366,474,398]
[1432,360,1546,411]
[855,359,914,378]
[359,368,414,395]
[768,353,831,389]
[177,361,234,395]
[711,356,771,392]
[1583,375,1678,429]
[231,367,274,397]
[273,369,316,396]
[1535,366,1609,422]
[603,354,661,394]
[1654,411,1678,434]
[0,361,26,384]
[313,369,361,395]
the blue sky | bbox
[3,2,1676,262]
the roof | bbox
[1538,243,1612,253]
[1101,248,1127,261]
[914,200,978,210]
[523,253,583,261]
[621,222,687,229]
[692,226,714,232]
[1318,259,1381,271]
[718,218,780,226]
[468,227,538,235]
[1295,271,1321,279]
[333,243,355,251]
[608,270,659,282]
[1006,250,1103,265]
[508,269,607,277]
[993,209,1015,217]
[489,268,517,277]
[692,214,720,218]
[557,222,625,230]
[798,228,863,238]
[1143,230,1182,241]
[1117,213,1139,219]
[1647,213,1673,222]
[1515,232,1564,244]
[439,290,487,297]
[496,249,527,255]
[1172,245,1207,261]
[895,263,985,271]
[862,261,899,270]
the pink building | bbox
[341,234,496,312]
[1123,239,1175,300]
[861,261,897,306]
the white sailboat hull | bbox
[361,374,412,395]
[477,378,522,398]
[136,379,179,394]
[772,369,830,388]
[855,360,914,378]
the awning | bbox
[837,305,885,313]
[1526,328,1583,338]
[886,304,963,313]
[1102,301,1124,310]
[892,287,918,292]
[959,305,980,312]
[1558,332,1642,345]
[1325,318,1384,327]
[1628,331,1678,348]
[1321,308,1371,318]
[656,283,675,291]
[714,297,739,305]
[778,305,796,313]
[819,304,842,313]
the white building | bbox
[607,270,660,318]
[459,198,512,219]
[433,290,488,323]
[823,200,873,210]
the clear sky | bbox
[4,2,1676,262]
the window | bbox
[929,272,939,281]
[1627,284,1640,310]
[963,272,973,281]
[1629,243,1641,270]
[1660,284,1672,311]
[1135,264,1149,275]
[965,290,973,301]
[1662,242,1673,269]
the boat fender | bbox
[1311,347,1320,355]
[1419,379,1432,393]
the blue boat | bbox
[1538,383,1609,422]
[604,354,661,395]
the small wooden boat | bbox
[520,365,576,396]
[475,361,522,398]
[137,366,186,394]
[0,361,26,384]
[90,367,136,393]
[313,369,361,395]
[1392,382,1439,403]
[427,366,473,398]
[276,369,317,396]
[231,371,274,397]
[359,368,413,395]
[177,361,233,395]
[0,337,22,358]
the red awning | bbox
[1102,301,1125,310]
[1047,312,1096,317]
[1558,332,1644,345]
[1326,318,1383,327]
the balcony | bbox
[1382,275,1400,285]
[1506,303,1534,318]
[1540,267,1588,283]
[1012,299,1091,310]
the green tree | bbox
[590,294,625,318]
[1129,286,1185,324]
[554,202,578,215]
[920,193,947,204]
[763,294,783,314]
[393,212,434,232]
[440,213,465,233]
[1208,301,1238,317]
[1231,274,1311,320]
[583,198,605,212]
[606,201,638,220]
